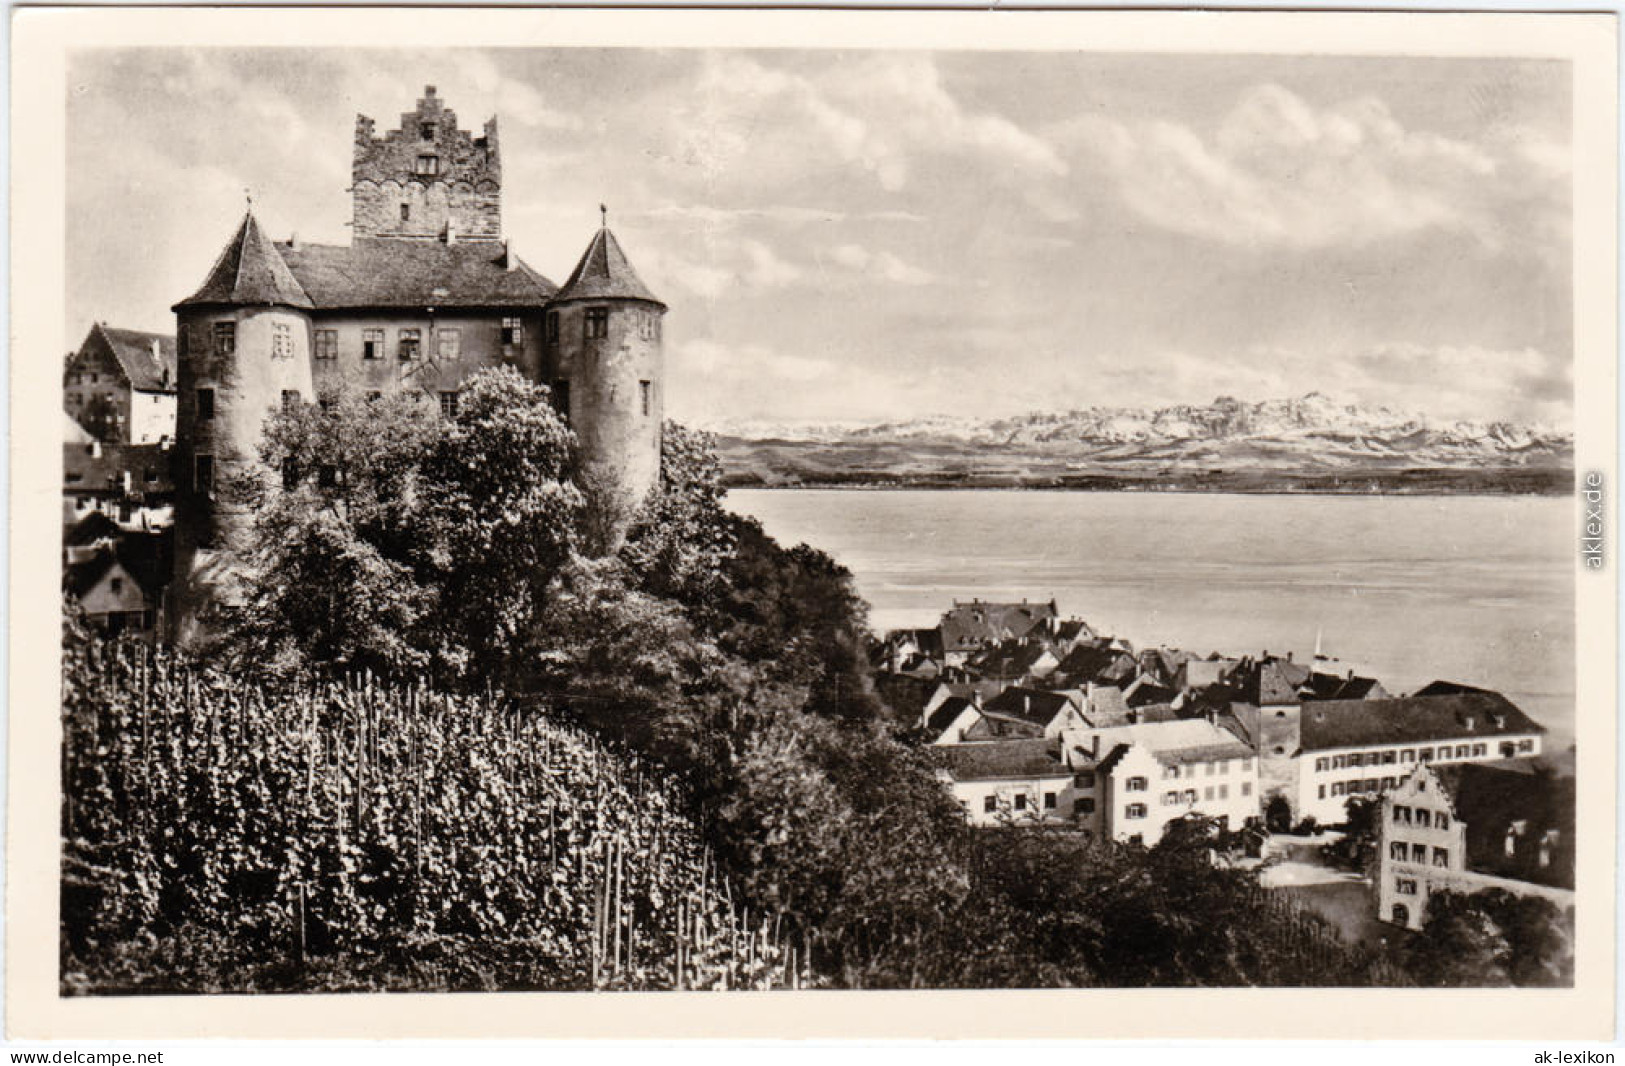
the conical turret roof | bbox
[552,226,663,307]
[174,211,313,310]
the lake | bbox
[725,489,1577,754]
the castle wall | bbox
[170,306,314,641]
[306,309,545,401]
[352,180,502,243]
[547,300,664,506]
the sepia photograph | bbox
[9,5,1618,1044]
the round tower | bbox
[546,219,666,513]
[169,210,315,643]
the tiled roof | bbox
[63,442,175,496]
[937,739,1069,782]
[924,696,975,736]
[65,510,122,547]
[1299,692,1545,753]
[1080,718,1256,765]
[87,325,178,393]
[940,600,1056,650]
[968,639,1053,679]
[1055,644,1119,683]
[553,227,662,306]
[65,535,166,600]
[176,212,313,310]
[1253,660,1302,706]
[981,687,1076,727]
[275,238,556,310]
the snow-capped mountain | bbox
[712,393,1571,462]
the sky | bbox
[66,48,1573,429]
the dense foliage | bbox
[61,635,801,993]
[1402,888,1574,987]
[230,368,582,684]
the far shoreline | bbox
[723,481,1576,499]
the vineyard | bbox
[61,641,808,993]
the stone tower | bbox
[546,222,666,509]
[352,85,502,242]
[168,210,315,643]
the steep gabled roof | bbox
[175,212,313,310]
[553,226,663,306]
[277,238,556,309]
[82,325,178,393]
[982,686,1076,727]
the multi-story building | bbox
[938,739,1085,826]
[1377,764,1573,931]
[1270,692,1546,825]
[166,85,667,641]
[63,324,177,444]
[1066,717,1259,844]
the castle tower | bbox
[546,220,665,510]
[352,85,502,242]
[169,209,315,643]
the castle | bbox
[167,85,666,641]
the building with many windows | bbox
[167,85,667,641]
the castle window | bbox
[400,204,411,222]
[196,388,215,421]
[270,322,294,360]
[420,122,436,141]
[415,155,439,176]
[194,454,215,497]
[551,380,570,418]
[437,329,460,360]
[639,380,652,417]
[315,330,338,360]
[439,391,459,419]
[541,314,555,346]
[317,465,339,489]
[584,307,610,340]
[213,322,235,356]
[363,329,385,360]
[281,390,301,410]
[398,329,421,360]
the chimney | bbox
[1286,650,1293,662]
[501,239,516,271]
[289,232,300,251]
[444,219,458,246]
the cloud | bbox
[821,243,938,286]
[671,52,1065,194]
[1056,83,1569,252]
[642,236,804,299]
[668,339,911,423]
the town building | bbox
[63,324,178,444]
[1377,764,1573,931]
[937,739,1084,826]
[165,85,667,641]
[62,440,174,532]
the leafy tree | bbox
[620,422,736,608]
[1402,890,1512,986]
[231,367,580,682]
[1321,794,1380,873]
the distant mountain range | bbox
[709,393,1573,494]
